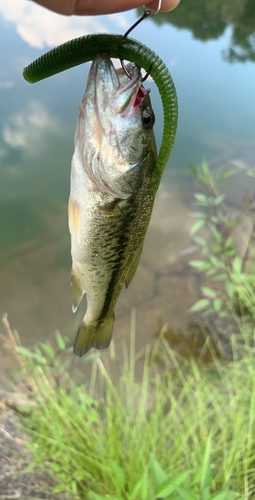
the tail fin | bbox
[73,311,115,357]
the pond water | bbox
[0,0,255,385]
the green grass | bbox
[1,313,255,499]
[2,162,255,498]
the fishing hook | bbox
[142,0,162,16]
[120,0,162,82]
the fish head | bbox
[77,53,157,198]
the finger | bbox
[145,0,181,12]
[73,0,181,15]
[32,0,181,16]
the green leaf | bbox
[221,168,239,180]
[212,194,226,206]
[225,236,233,248]
[26,442,38,453]
[174,485,199,500]
[149,455,167,489]
[189,299,211,313]
[38,342,55,359]
[193,236,207,246]
[88,408,99,424]
[194,193,208,203]
[201,286,217,298]
[71,480,78,494]
[34,345,42,356]
[189,163,198,178]
[233,272,247,284]
[247,170,255,178]
[53,484,66,493]
[210,216,220,224]
[225,249,237,257]
[219,310,227,318]
[189,261,211,271]
[202,160,210,177]
[206,268,216,277]
[109,460,126,491]
[56,331,66,350]
[225,281,234,298]
[17,346,46,363]
[155,470,193,498]
[49,462,62,472]
[191,465,202,486]
[89,494,121,500]
[209,225,223,243]
[209,244,221,253]
[213,299,223,312]
[232,257,242,273]
[190,219,205,235]
[130,469,148,500]
[202,487,210,500]
[213,273,227,280]
[80,351,101,363]
[201,436,212,492]
[209,488,239,500]
[209,255,220,268]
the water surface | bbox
[0,0,255,385]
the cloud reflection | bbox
[0,0,107,49]
[0,80,14,90]
[108,13,129,30]
[3,101,59,150]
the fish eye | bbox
[142,109,155,130]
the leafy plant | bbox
[0,315,254,499]
[188,161,255,317]
[90,438,242,500]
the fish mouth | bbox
[114,61,151,113]
[88,53,148,115]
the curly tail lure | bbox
[23,33,178,196]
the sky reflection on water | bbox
[0,0,255,382]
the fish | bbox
[68,53,157,357]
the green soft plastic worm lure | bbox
[23,33,178,196]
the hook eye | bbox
[143,0,162,17]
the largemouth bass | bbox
[69,54,157,357]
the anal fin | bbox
[71,268,85,313]
[125,245,143,289]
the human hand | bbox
[31,0,181,16]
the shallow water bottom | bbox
[1,143,255,387]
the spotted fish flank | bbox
[69,54,157,357]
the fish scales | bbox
[69,54,157,356]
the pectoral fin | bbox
[68,198,81,241]
[71,269,85,313]
[125,245,143,289]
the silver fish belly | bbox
[69,54,157,357]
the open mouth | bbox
[133,85,150,108]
